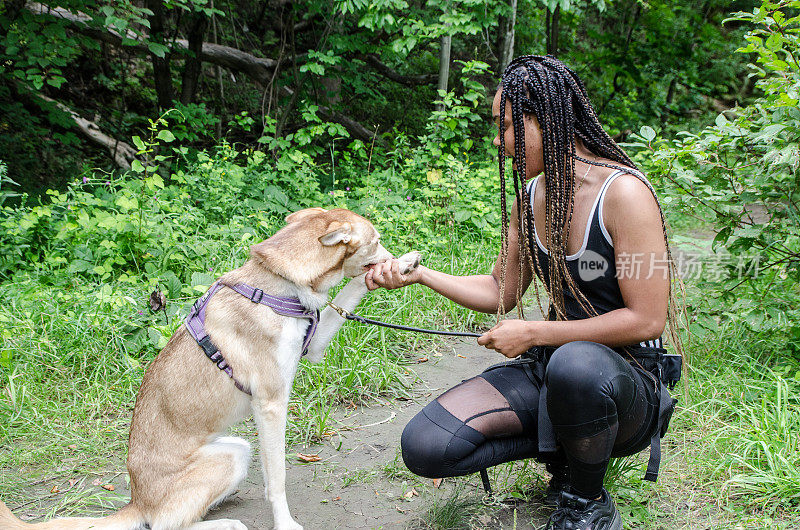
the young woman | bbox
[365,55,683,530]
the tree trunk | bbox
[364,54,437,85]
[499,0,517,71]
[146,0,173,110]
[26,2,280,87]
[661,76,677,124]
[437,32,452,110]
[180,12,208,105]
[545,5,560,56]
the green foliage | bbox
[562,0,756,135]
[428,60,490,157]
[0,0,759,191]
[1,6,85,91]
[627,0,800,348]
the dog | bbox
[0,207,421,530]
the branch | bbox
[364,54,437,86]
[36,93,137,169]
[281,87,384,146]
[27,2,278,84]
[317,106,384,146]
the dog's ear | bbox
[286,208,327,224]
[319,221,352,246]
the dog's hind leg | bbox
[147,437,251,530]
[251,398,302,530]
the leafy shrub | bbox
[628,0,800,352]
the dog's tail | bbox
[0,500,144,530]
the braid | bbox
[496,55,686,358]
[498,94,510,321]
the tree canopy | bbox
[1,0,757,192]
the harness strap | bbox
[538,383,558,453]
[223,283,320,356]
[644,380,677,482]
[184,281,320,396]
[519,347,560,455]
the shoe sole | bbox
[609,508,622,530]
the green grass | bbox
[673,325,800,520]
[3,198,800,528]
[415,484,487,530]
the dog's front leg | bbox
[252,396,302,530]
[304,275,368,363]
[305,251,422,364]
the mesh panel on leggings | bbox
[561,424,619,466]
[437,376,523,438]
[558,380,652,498]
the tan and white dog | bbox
[0,207,420,530]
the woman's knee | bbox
[401,402,484,478]
[401,409,445,477]
[545,341,635,422]
[546,341,625,393]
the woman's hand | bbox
[365,259,423,291]
[478,319,540,358]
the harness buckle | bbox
[249,288,264,303]
[197,335,218,358]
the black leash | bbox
[326,302,482,338]
[326,301,491,493]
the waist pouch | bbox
[623,345,682,390]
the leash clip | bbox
[326,301,350,319]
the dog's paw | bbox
[396,251,422,275]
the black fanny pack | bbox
[624,346,682,390]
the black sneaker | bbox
[543,462,569,506]
[545,489,622,530]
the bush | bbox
[627,0,800,352]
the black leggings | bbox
[400,341,659,499]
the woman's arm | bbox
[479,173,669,357]
[366,199,533,314]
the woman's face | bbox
[492,88,544,180]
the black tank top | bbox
[526,170,664,349]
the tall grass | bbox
[680,324,800,513]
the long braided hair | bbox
[497,55,685,355]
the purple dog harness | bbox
[185,282,320,395]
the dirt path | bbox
[206,337,550,529]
